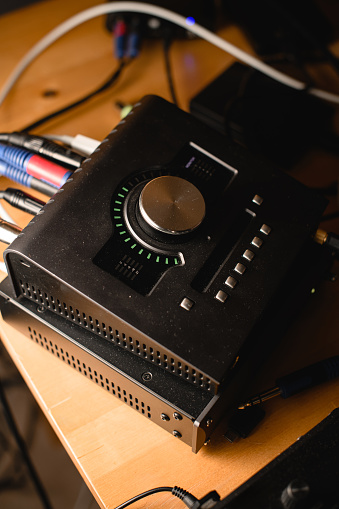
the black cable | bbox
[163,32,179,106]
[115,486,173,509]
[115,486,220,509]
[0,375,53,509]
[0,188,45,215]
[22,60,129,132]
[323,232,339,254]
[0,132,84,169]
[321,211,339,222]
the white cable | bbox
[44,134,100,156]
[0,261,7,273]
[0,2,339,107]
[0,190,19,272]
[43,134,75,145]
[0,201,17,225]
[68,134,101,155]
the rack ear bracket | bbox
[0,95,331,452]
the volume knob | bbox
[139,176,205,236]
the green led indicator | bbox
[174,258,178,265]
[156,256,160,263]
[116,224,123,227]
[113,216,121,219]
[122,187,129,193]
[118,193,125,198]
[124,237,131,243]
[165,258,169,265]
[131,244,136,249]
[114,208,121,212]
[119,230,126,235]
[138,249,144,255]
[115,200,122,205]
[147,253,151,260]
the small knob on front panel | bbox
[139,176,205,236]
[281,480,310,509]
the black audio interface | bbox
[0,96,331,451]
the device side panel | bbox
[0,295,210,451]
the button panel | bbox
[180,297,195,311]
[243,249,255,262]
[225,276,238,289]
[189,203,272,307]
[214,218,273,305]
[215,290,228,303]
[252,195,263,206]
[260,224,271,235]
[251,236,263,248]
[234,263,246,275]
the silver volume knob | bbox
[139,176,205,235]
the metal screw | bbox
[141,372,152,382]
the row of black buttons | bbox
[180,196,271,310]
[215,224,271,303]
[215,194,271,303]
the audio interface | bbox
[0,95,331,451]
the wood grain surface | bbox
[0,1,339,508]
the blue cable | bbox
[0,143,72,187]
[0,160,34,187]
[0,143,30,169]
[0,160,57,196]
[126,32,140,58]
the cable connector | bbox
[238,355,339,409]
[0,160,57,197]
[0,132,84,169]
[325,232,339,253]
[192,491,221,509]
[114,486,220,509]
[314,228,339,255]
[172,486,199,508]
[0,188,45,215]
[172,487,220,509]
[0,143,72,188]
[314,228,328,245]
[0,219,22,244]
[45,134,100,156]
[69,134,101,155]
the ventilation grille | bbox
[186,156,216,181]
[20,280,213,391]
[28,326,152,418]
[115,255,143,280]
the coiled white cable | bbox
[0,2,339,107]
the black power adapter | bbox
[189,62,337,168]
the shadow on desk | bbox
[0,341,99,509]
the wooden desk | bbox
[0,1,339,508]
